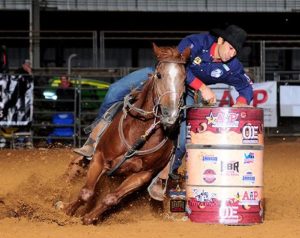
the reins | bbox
[108,113,168,176]
[118,113,168,156]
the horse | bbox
[64,43,190,225]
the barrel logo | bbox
[244,152,255,164]
[206,111,239,128]
[242,125,259,144]
[242,171,256,184]
[203,169,216,183]
[203,155,218,163]
[239,190,260,206]
[221,161,239,176]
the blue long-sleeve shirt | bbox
[177,33,253,104]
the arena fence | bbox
[1,70,300,149]
[31,71,300,145]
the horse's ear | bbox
[152,43,160,58]
[181,47,191,62]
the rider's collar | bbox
[210,43,221,63]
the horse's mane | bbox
[130,73,154,101]
[130,45,183,102]
[155,46,182,62]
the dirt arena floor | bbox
[1,137,300,238]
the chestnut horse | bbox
[65,43,190,225]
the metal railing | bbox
[31,73,115,147]
[2,0,300,12]
[2,69,300,149]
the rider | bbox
[147,24,253,199]
[73,24,253,199]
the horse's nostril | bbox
[160,106,179,127]
[161,107,170,117]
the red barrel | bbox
[185,107,264,225]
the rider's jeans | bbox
[97,67,154,119]
[172,88,195,172]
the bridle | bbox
[123,59,186,120]
[152,59,186,124]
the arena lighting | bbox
[43,90,58,100]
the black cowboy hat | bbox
[210,24,247,52]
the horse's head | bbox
[152,43,190,128]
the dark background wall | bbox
[0,10,299,70]
[0,10,299,35]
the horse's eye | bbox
[156,72,162,79]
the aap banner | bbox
[0,74,33,126]
[211,81,277,127]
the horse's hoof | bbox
[64,204,76,216]
[54,201,65,210]
[82,216,98,225]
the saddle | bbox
[84,101,124,135]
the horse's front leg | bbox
[65,152,106,216]
[82,170,153,225]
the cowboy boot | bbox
[73,119,107,157]
[147,161,171,201]
[147,177,167,201]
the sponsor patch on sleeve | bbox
[223,64,230,71]
[211,68,223,78]
[193,56,202,65]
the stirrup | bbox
[147,176,167,201]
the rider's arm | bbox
[225,62,254,105]
[186,69,216,105]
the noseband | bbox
[152,59,186,118]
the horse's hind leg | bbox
[65,154,105,216]
[82,170,152,225]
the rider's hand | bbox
[199,84,216,105]
[232,102,252,108]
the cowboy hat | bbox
[210,24,247,52]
